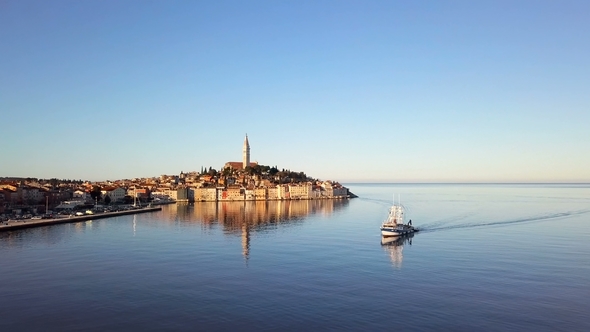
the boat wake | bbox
[419,208,590,233]
[418,211,477,229]
[359,197,394,207]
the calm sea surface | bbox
[1,184,589,331]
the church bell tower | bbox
[243,134,250,168]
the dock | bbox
[0,206,162,232]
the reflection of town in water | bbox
[0,200,349,252]
[381,234,414,268]
[158,199,349,260]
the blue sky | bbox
[1,0,589,182]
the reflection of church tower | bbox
[241,221,250,262]
[243,135,250,169]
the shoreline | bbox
[0,206,162,232]
[182,195,357,202]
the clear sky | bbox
[1,0,589,183]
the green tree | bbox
[123,195,133,204]
[222,167,232,177]
[104,195,111,205]
[269,166,279,176]
[90,185,102,201]
[259,165,270,175]
[208,167,218,176]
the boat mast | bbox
[398,194,402,224]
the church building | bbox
[224,135,258,170]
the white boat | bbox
[380,196,417,237]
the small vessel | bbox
[380,196,418,237]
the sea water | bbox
[1,184,589,331]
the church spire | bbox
[243,134,250,168]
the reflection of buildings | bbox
[158,199,349,261]
[381,234,414,268]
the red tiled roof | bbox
[224,161,259,170]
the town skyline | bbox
[2,133,587,184]
[2,1,589,183]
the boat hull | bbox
[380,226,417,237]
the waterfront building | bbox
[267,186,278,200]
[277,184,289,200]
[254,188,267,200]
[245,188,255,201]
[101,187,126,203]
[311,186,322,198]
[166,189,178,201]
[195,187,218,202]
[217,188,225,201]
[176,188,189,202]
[289,183,313,199]
[333,187,348,198]
[188,188,196,201]
[321,181,333,197]
[151,188,172,199]
[225,187,244,201]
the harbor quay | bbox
[0,206,162,232]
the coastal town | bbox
[0,135,354,221]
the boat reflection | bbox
[381,233,414,268]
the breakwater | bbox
[0,206,162,232]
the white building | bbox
[101,187,126,203]
[194,188,218,201]
[289,183,312,199]
[73,190,89,201]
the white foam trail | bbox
[421,209,590,233]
